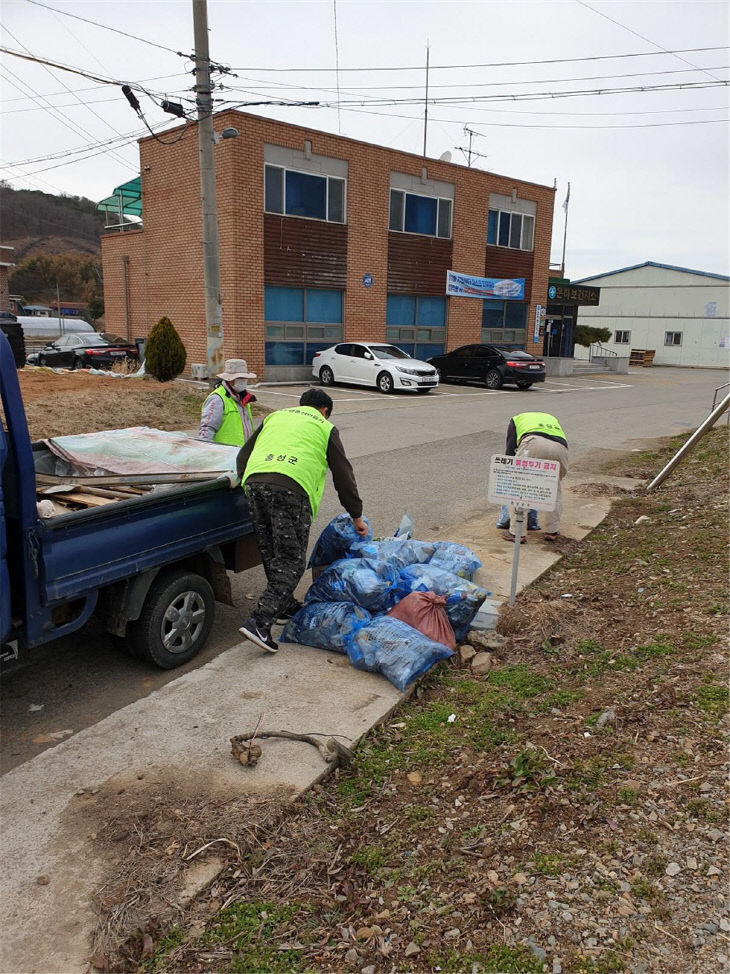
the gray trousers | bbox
[510,435,569,534]
[244,482,312,630]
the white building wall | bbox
[576,264,729,368]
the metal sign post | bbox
[488,455,560,606]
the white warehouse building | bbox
[574,261,729,368]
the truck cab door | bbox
[0,425,11,644]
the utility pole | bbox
[192,0,224,385]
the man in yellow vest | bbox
[236,388,368,653]
[502,411,569,544]
[198,359,258,446]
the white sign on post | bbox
[488,454,560,510]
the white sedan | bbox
[312,342,439,394]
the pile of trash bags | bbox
[283,514,490,691]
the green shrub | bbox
[144,315,186,381]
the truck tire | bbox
[129,569,215,668]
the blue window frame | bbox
[481,299,528,345]
[265,286,344,365]
[386,293,446,358]
[265,165,345,223]
[487,209,535,251]
[389,189,452,238]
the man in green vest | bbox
[236,388,368,653]
[198,359,258,446]
[502,411,569,544]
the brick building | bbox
[100,111,555,380]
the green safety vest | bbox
[513,412,567,445]
[243,405,333,517]
[210,386,253,447]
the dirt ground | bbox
[9,367,267,440]
[81,429,729,974]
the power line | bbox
[2,22,134,169]
[222,63,729,95]
[316,79,729,108]
[24,0,186,57]
[230,46,728,73]
[0,45,171,97]
[574,0,723,84]
[1,72,191,103]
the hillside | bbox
[0,184,105,260]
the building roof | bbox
[574,261,730,284]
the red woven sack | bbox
[386,591,456,651]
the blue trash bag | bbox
[345,616,453,692]
[429,541,482,580]
[308,513,374,568]
[399,563,489,642]
[304,557,401,613]
[349,537,435,569]
[281,601,371,655]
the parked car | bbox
[312,342,439,394]
[427,344,546,389]
[28,333,139,370]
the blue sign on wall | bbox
[362,273,373,289]
[446,270,526,300]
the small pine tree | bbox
[144,315,186,381]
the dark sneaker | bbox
[276,598,303,623]
[495,520,510,530]
[239,621,278,654]
[527,521,541,531]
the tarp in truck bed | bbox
[40,427,241,485]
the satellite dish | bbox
[439,150,452,162]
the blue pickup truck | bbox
[0,332,259,670]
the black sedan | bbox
[29,333,139,370]
[427,344,546,390]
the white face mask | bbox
[231,378,248,392]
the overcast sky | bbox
[1,0,728,279]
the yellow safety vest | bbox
[513,412,567,445]
[243,405,333,517]
[209,386,253,447]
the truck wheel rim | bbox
[161,591,206,653]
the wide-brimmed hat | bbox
[218,358,257,381]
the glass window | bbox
[350,344,368,358]
[307,288,342,323]
[498,212,511,247]
[386,327,400,342]
[505,301,527,329]
[386,294,416,326]
[265,341,304,365]
[488,208,535,251]
[417,342,444,359]
[285,170,327,220]
[482,299,505,329]
[509,213,522,249]
[665,332,682,346]
[437,199,452,238]
[328,178,345,223]
[487,209,498,245]
[417,296,446,327]
[522,215,535,250]
[389,189,404,231]
[615,330,631,344]
[265,286,304,322]
[264,165,283,213]
[405,194,438,235]
[481,300,527,339]
[265,286,343,365]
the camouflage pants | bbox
[244,482,312,630]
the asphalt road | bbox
[2,366,726,772]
